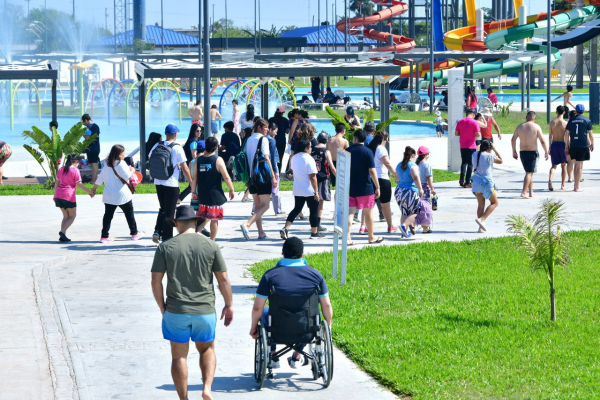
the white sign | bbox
[333,150,351,285]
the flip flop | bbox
[240,224,250,240]
[346,241,355,247]
[548,182,554,191]
[258,235,268,240]
[368,237,385,244]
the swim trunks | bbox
[520,150,539,173]
[550,141,567,166]
[569,146,590,162]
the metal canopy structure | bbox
[393,50,540,61]
[0,62,59,122]
[134,59,399,176]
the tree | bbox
[22,123,97,187]
[349,0,375,17]
[506,199,569,322]
[325,106,398,141]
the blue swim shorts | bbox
[211,120,218,134]
[162,311,217,343]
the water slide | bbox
[541,17,600,48]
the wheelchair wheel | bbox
[254,324,268,389]
[319,321,334,387]
[310,358,319,380]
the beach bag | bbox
[233,139,250,183]
[415,198,433,226]
[251,137,273,186]
[149,141,179,181]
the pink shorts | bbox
[349,195,375,210]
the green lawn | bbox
[0,170,457,196]
[250,231,600,398]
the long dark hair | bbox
[245,104,255,122]
[107,145,125,168]
[62,153,80,174]
[400,146,416,171]
[474,140,491,172]
[467,86,477,103]
[146,132,162,159]
[367,130,388,155]
[416,154,426,165]
[273,109,284,123]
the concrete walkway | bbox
[1,165,599,399]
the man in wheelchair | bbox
[250,237,333,371]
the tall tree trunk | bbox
[550,287,556,322]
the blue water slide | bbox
[432,0,446,51]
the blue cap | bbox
[165,124,180,135]
[85,129,92,135]
[576,104,585,113]
[197,140,206,151]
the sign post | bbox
[333,150,351,285]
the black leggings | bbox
[287,196,320,228]
[102,200,138,239]
[460,148,476,184]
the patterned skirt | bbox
[394,186,421,217]
[0,142,12,167]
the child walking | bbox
[471,141,503,232]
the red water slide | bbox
[336,0,415,53]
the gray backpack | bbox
[149,141,179,181]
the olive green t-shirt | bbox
[151,233,227,315]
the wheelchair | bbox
[254,289,333,389]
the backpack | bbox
[149,141,179,181]
[415,198,434,227]
[233,139,250,183]
[251,137,273,186]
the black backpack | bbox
[251,137,272,186]
[149,141,180,181]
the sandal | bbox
[368,237,385,244]
[422,228,433,234]
[347,241,355,247]
[240,224,250,240]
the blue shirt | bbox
[364,134,374,146]
[266,135,279,174]
[348,143,375,197]
[219,131,241,160]
[256,258,329,299]
[396,161,418,193]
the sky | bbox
[10,0,550,32]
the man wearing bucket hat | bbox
[151,205,233,400]
[565,104,594,192]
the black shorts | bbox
[54,198,77,209]
[249,182,272,196]
[378,178,392,203]
[569,147,590,162]
[86,151,100,164]
[520,150,539,173]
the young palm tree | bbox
[325,106,399,141]
[506,199,569,322]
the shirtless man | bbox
[209,105,222,137]
[511,111,549,198]
[552,85,576,109]
[327,122,350,188]
[548,106,568,191]
[188,100,203,126]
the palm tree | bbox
[325,106,398,141]
[506,199,569,322]
[22,123,97,187]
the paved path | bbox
[1,165,599,399]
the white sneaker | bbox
[287,356,303,369]
[269,359,280,369]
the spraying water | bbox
[59,15,95,62]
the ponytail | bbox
[400,146,416,171]
[367,130,388,155]
[63,153,80,174]
[415,154,426,165]
[474,140,491,172]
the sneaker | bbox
[317,225,328,232]
[353,216,360,223]
[131,232,144,240]
[201,229,210,238]
[388,225,399,233]
[359,226,368,235]
[288,356,303,369]
[279,228,289,240]
[58,232,71,242]
[379,216,386,222]
[310,232,325,239]
[269,359,280,369]
[459,181,464,187]
[99,237,111,243]
[399,225,412,238]
[464,184,472,189]
[152,232,161,244]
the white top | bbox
[239,113,255,129]
[418,160,432,183]
[374,146,390,180]
[245,133,270,170]
[95,160,133,205]
[291,152,318,197]
[148,140,187,187]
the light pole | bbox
[72,0,75,20]
[212,3,215,37]
[344,0,348,52]
[254,0,257,52]
[203,0,210,129]
[546,0,551,123]
[258,0,262,53]
[225,0,228,50]
[318,0,321,52]
[161,0,164,53]
[45,0,48,52]
[25,0,31,51]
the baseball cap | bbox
[346,106,355,116]
[364,121,376,133]
[277,105,286,113]
[165,124,180,135]
[197,140,206,152]
[417,146,430,156]
[317,132,328,144]
[576,104,585,113]
[282,237,304,258]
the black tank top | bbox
[311,146,329,181]
[196,154,227,206]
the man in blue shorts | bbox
[250,237,333,369]
[151,205,234,400]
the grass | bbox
[0,170,457,196]
[249,231,600,398]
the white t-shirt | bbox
[245,133,270,170]
[291,151,318,197]
[374,146,390,180]
[149,141,187,187]
[418,160,433,183]
[239,113,254,129]
[95,160,133,205]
